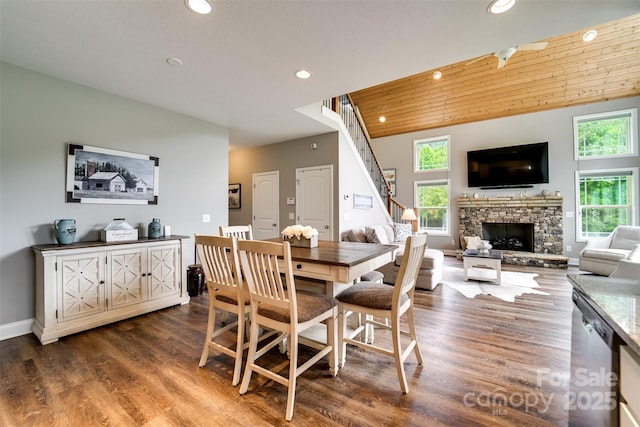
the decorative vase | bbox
[284,235,318,248]
[148,218,162,238]
[187,264,205,297]
[477,240,492,255]
[54,219,77,245]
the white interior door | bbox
[252,171,279,240]
[296,165,333,241]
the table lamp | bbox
[401,208,418,233]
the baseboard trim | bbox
[0,318,33,341]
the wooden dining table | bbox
[266,239,397,296]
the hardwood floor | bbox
[0,257,576,426]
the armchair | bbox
[610,244,640,279]
[579,226,640,276]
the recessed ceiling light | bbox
[294,69,312,79]
[433,71,442,80]
[379,116,386,123]
[487,0,516,14]
[185,0,212,15]
[583,29,598,42]
[166,57,183,66]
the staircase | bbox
[323,95,409,223]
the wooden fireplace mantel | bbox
[458,196,563,208]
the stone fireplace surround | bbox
[458,196,568,268]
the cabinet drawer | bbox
[621,345,640,419]
[288,260,348,283]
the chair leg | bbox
[407,305,424,365]
[239,313,260,395]
[391,316,409,394]
[338,309,347,368]
[285,331,298,422]
[364,314,375,344]
[327,309,338,377]
[231,312,246,386]
[198,300,217,367]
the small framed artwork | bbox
[383,168,396,182]
[66,144,159,205]
[390,183,396,196]
[353,193,373,209]
[228,183,241,209]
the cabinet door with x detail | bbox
[109,248,145,309]
[148,243,180,300]
[58,251,105,322]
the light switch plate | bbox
[289,212,295,220]
[202,214,210,223]
[287,197,295,205]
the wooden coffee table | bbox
[462,248,503,284]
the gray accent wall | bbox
[371,96,640,258]
[229,133,340,238]
[0,62,230,332]
[228,126,391,240]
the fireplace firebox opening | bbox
[482,222,534,252]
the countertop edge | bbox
[569,275,640,356]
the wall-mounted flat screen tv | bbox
[467,142,549,189]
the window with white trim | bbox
[574,108,637,159]
[576,168,637,240]
[414,179,449,235]
[414,136,449,172]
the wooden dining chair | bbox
[236,239,338,421]
[195,234,276,386]
[219,224,253,240]
[336,234,428,393]
[216,225,253,322]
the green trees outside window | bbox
[574,109,637,240]
[574,109,636,159]
[416,181,449,233]
[579,173,632,238]
[415,136,449,171]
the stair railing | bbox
[327,95,392,209]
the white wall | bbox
[0,62,230,337]
[337,122,390,234]
[372,96,640,257]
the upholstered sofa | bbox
[341,223,444,290]
[579,225,640,276]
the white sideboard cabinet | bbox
[32,236,190,344]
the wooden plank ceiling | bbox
[349,13,640,140]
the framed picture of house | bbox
[228,183,241,209]
[66,144,159,204]
[383,168,396,182]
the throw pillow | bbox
[393,222,412,243]
[464,235,482,250]
[365,225,390,244]
[347,229,368,244]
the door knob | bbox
[272,223,277,227]
[324,225,329,229]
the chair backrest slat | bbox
[394,234,428,302]
[195,234,240,292]
[237,239,296,318]
[220,225,254,240]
